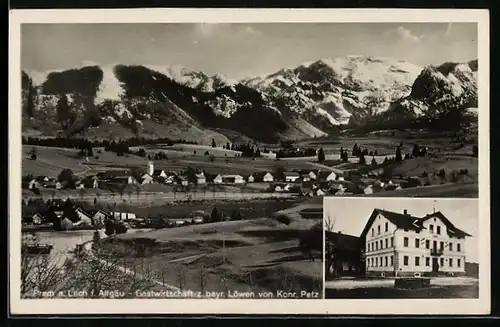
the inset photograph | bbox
[324,197,479,299]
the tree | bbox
[359,154,366,165]
[317,148,325,163]
[56,94,73,129]
[472,145,478,157]
[352,144,359,156]
[395,146,402,162]
[210,207,220,223]
[29,147,37,160]
[371,156,377,167]
[57,169,76,189]
[412,144,420,157]
[211,138,217,148]
[87,143,94,157]
[226,142,230,150]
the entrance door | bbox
[432,257,439,273]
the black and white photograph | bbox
[9,8,489,315]
[324,197,480,299]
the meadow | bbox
[98,202,323,298]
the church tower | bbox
[148,161,154,176]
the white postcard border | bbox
[9,8,490,315]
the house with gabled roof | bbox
[92,209,111,228]
[318,171,337,182]
[32,212,45,225]
[361,208,472,278]
[74,207,93,227]
[283,171,300,183]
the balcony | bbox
[430,248,444,256]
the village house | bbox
[222,174,245,184]
[247,174,255,183]
[283,172,300,183]
[213,174,223,184]
[153,169,168,179]
[92,210,111,227]
[195,172,206,185]
[361,208,471,277]
[301,170,318,181]
[314,189,327,196]
[263,172,274,182]
[140,173,154,185]
[177,176,189,186]
[111,175,138,185]
[28,179,40,190]
[32,212,45,225]
[110,212,137,221]
[363,185,374,195]
[318,171,337,182]
[325,231,364,279]
[74,207,93,227]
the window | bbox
[375,242,378,251]
[433,240,437,250]
[425,257,430,266]
[390,237,394,247]
[449,258,453,267]
[415,257,420,266]
[385,256,388,266]
[415,238,420,248]
[457,243,461,252]
[458,259,461,267]
[425,240,430,249]
[385,238,388,248]
[376,257,378,267]
[385,222,388,232]
[430,224,434,233]
[371,228,374,237]
[437,226,441,235]
[377,225,380,235]
[440,241,444,251]
[403,237,409,247]
[403,256,409,266]
[367,244,370,252]
[380,240,383,249]
[440,258,444,266]
[390,256,394,266]
[449,243,453,251]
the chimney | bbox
[403,209,408,215]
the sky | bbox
[324,198,479,263]
[21,23,477,80]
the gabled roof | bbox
[93,209,112,218]
[360,209,423,239]
[283,172,300,177]
[318,171,336,179]
[74,207,93,218]
[325,231,361,252]
[360,208,472,240]
[420,211,472,238]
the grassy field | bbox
[23,145,320,178]
[390,155,478,179]
[98,202,323,298]
[301,135,477,157]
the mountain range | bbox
[21,55,478,144]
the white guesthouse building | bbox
[361,209,471,277]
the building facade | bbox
[361,209,471,277]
